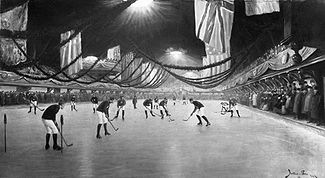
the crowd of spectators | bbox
[0,90,150,106]
[0,89,226,107]
[228,81,324,126]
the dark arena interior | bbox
[1,0,325,177]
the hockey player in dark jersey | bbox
[28,93,38,114]
[159,98,171,119]
[41,100,65,151]
[91,95,99,113]
[132,95,137,109]
[95,99,113,139]
[143,98,155,119]
[114,96,126,120]
[189,98,211,126]
[70,95,77,111]
[154,96,159,109]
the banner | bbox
[195,0,234,53]
[60,30,83,75]
[106,45,121,63]
[245,0,280,16]
[0,2,28,67]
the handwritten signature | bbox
[285,169,318,178]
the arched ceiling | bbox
[1,0,325,69]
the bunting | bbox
[245,0,280,16]
[121,52,134,81]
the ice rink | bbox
[0,100,324,178]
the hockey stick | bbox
[183,115,191,121]
[167,115,175,122]
[56,126,73,147]
[106,116,119,131]
[111,107,122,121]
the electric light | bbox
[131,0,153,8]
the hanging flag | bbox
[0,1,28,67]
[60,30,83,75]
[205,44,231,75]
[106,45,121,63]
[195,0,234,52]
[245,0,280,16]
[0,1,28,31]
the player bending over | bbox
[229,98,240,117]
[91,94,99,113]
[143,98,155,119]
[41,100,65,151]
[115,96,126,120]
[159,98,171,119]
[70,95,77,111]
[95,98,113,139]
[189,98,211,126]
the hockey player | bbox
[182,96,187,105]
[132,95,137,109]
[154,96,159,109]
[229,98,240,117]
[143,98,155,119]
[159,98,171,119]
[91,94,99,113]
[115,96,126,120]
[70,95,77,111]
[95,98,113,139]
[189,98,211,126]
[28,92,38,114]
[173,96,176,106]
[41,99,65,151]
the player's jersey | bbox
[91,97,98,104]
[154,98,159,103]
[30,95,38,102]
[117,99,126,107]
[42,104,60,122]
[97,101,111,114]
[71,97,76,102]
[159,100,167,106]
[143,99,153,106]
[192,101,204,109]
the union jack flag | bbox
[195,0,234,53]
